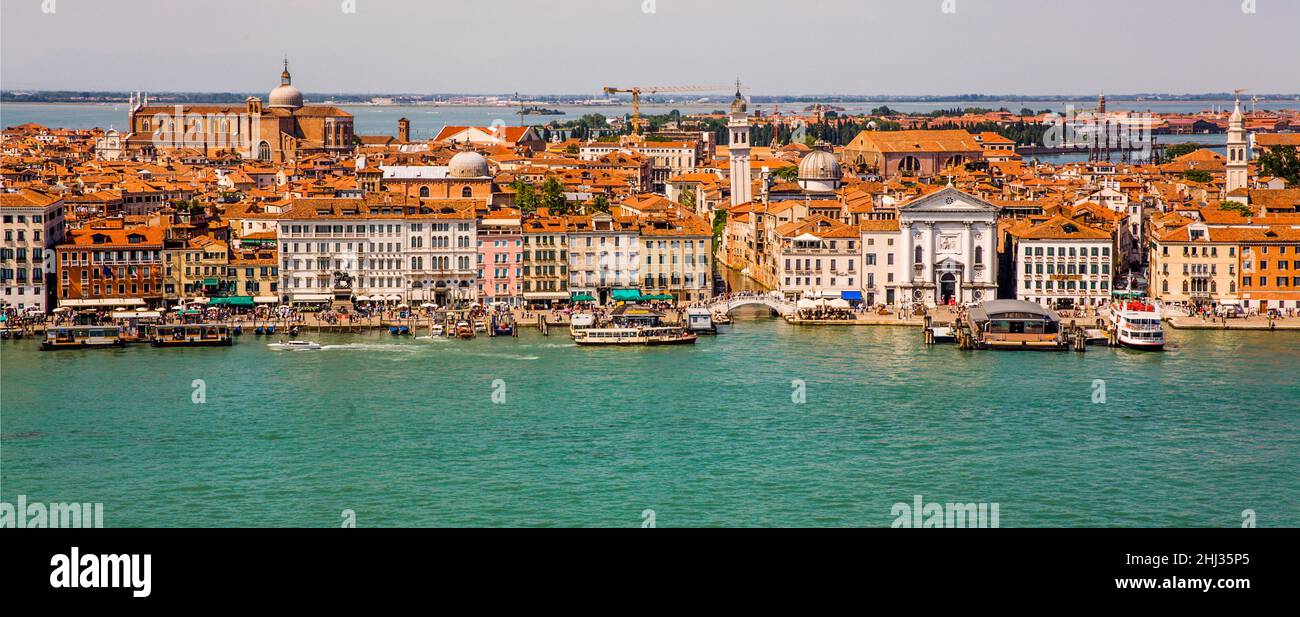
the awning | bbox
[646,294,674,301]
[209,296,254,307]
[202,277,219,286]
[253,296,279,304]
[58,298,146,308]
[523,292,571,300]
[841,291,863,301]
[570,293,596,302]
[111,311,161,320]
[291,293,333,302]
[611,289,643,302]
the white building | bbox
[1226,96,1249,195]
[1,188,66,313]
[896,187,999,307]
[567,211,641,304]
[774,215,860,298]
[277,197,478,306]
[728,87,752,207]
[860,219,901,307]
[1010,214,1115,309]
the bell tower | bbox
[728,80,752,207]
[1226,93,1248,195]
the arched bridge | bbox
[707,294,795,316]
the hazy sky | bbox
[2,0,1296,95]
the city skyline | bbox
[2,0,1297,95]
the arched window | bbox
[1163,280,1169,293]
[257,141,271,161]
[975,245,984,265]
[419,186,430,198]
[1182,281,1189,293]
[899,156,921,174]
[461,186,473,198]
[1211,280,1217,293]
[944,155,965,168]
[1230,280,1236,293]
[914,245,923,264]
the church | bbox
[896,187,1000,307]
[125,60,355,163]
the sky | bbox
[1,0,1297,96]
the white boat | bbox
[569,312,596,335]
[268,340,322,351]
[429,324,445,337]
[572,326,697,346]
[1105,300,1165,351]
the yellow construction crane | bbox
[602,84,737,134]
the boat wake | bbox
[319,343,427,352]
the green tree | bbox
[510,178,538,215]
[1258,145,1300,187]
[1219,200,1253,217]
[539,177,567,215]
[1164,143,1199,159]
[711,209,728,254]
[1183,169,1213,184]
[772,165,799,182]
[590,194,610,214]
[679,190,696,212]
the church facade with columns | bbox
[896,187,1000,307]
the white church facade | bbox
[896,188,1000,307]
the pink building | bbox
[477,210,524,306]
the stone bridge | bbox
[706,295,796,316]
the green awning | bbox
[611,289,643,302]
[647,294,675,301]
[570,294,596,302]
[210,296,254,307]
[202,277,219,286]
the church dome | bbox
[268,60,303,109]
[798,149,841,181]
[730,88,747,115]
[448,150,490,178]
[797,149,842,192]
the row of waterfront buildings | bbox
[4,63,1300,314]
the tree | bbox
[590,194,610,214]
[679,190,696,212]
[1164,143,1199,160]
[539,177,567,215]
[1183,170,1213,184]
[772,165,799,182]
[1219,200,1253,217]
[510,178,538,215]
[1258,145,1300,187]
[711,209,728,254]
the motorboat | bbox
[268,340,322,351]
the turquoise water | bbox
[1,319,1297,527]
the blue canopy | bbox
[841,291,863,301]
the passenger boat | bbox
[456,321,474,339]
[572,326,697,346]
[40,325,126,350]
[569,313,595,336]
[1105,299,1165,351]
[151,324,234,347]
[268,340,322,351]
